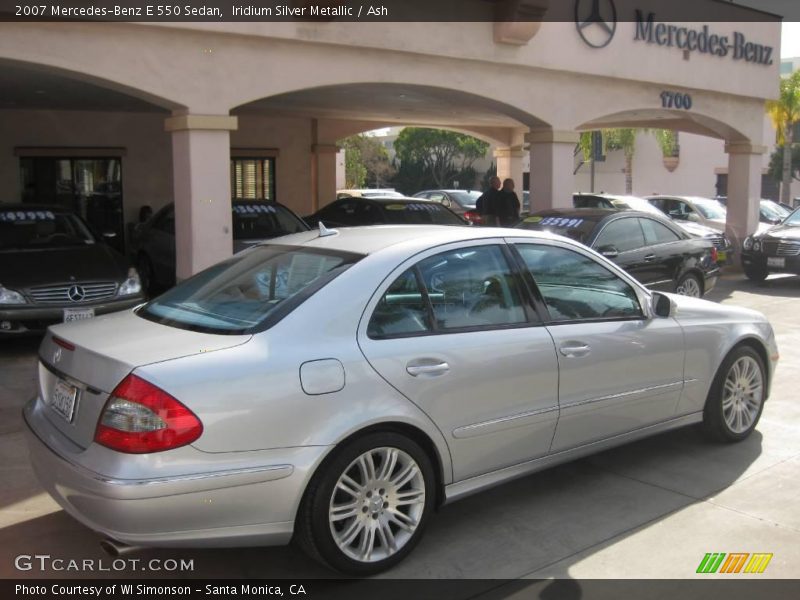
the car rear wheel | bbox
[744,264,769,282]
[702,346,766,442]
[676,273,702,297]
[296,432,435,575]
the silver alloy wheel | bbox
[328,447,426,563]
[721,355,764,434]
[677,275,702,297]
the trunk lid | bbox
[37,309,251,449]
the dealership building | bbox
[0,1,782,279]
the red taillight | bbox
[464,211,483,224]
[53,336,75,351]
[95,374,202,454]
[711,247,719,263]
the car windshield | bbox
[0,209,95,250]
[781,208,800,226]
[232,203,308,239]
[381,202,465,225]
[608,197,662,215]
[138,245,363,334]
[692,198,727,220]
[516,214,598,245]
[760,200,789,222]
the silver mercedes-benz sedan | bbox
[24,225,778,574]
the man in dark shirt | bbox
[476,176,502,226]
[496,178,521,226]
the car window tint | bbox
[593,218,645,252]
[428,193,445,202]
[417,245,527,330]
[379,203,464,225]
[367,269,432,338]
[640,218,680,244]
[515,244,642,322]
[233,203,307,239]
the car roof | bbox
[267,224,561,256]
[534,207,620,219]
[339,196,437,204]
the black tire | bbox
[296,432,435,575]
[136,253,154,297]
[702,346,766,443]
[744,264,769,283]
[675,272,703,297]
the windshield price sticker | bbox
[540,216,584,228]
[0,210,55,222]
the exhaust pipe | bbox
[100,538,141,557]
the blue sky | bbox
[782,22,800,58]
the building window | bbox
[18,155,124,251]
[231,158,275,201]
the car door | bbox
[591,216,662,288]
[144,206,176,285]
[510,239,686,451]
[357,240,560,481]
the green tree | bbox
[393,128,489,189]
[766,71,800,204]
[340,134,397,188]
[767,144,800,185]
[341,137,367,188]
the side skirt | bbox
[443,412,703,504]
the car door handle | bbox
[644,254,656,262]
[406,361,450,377]
[559,344,591,358]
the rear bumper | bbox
[23,397,330,548]
[0,296,144,335]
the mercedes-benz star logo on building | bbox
[575,0,617,49]
[67,285,86,302]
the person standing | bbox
[476,176,502,226]
[496,178,521,227]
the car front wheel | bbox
[703,346,766,442]
[744,264,769,283]
[296,432,435,575]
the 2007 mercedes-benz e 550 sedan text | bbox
[25,225,778,574]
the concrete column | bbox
[165,114,238,281]
[527,130,580,211]
[312,143,339,212]
[725,141,766,258]
[494,146,526,193]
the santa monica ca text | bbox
[16,584,307,596]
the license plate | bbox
[50,379,78,422]
[63,308,95,323]
[767,257,785,268]
[717,251,727,263]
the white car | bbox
[25,225,778,574]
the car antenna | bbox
[318,221,339,238]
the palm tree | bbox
[766,71,800,205]
[579,129,640,194]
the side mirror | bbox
[597,244,619,259]
[652,292,676,318]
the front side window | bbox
[368,245,528,338]
[640,218,681,244]
[515,244,642,322]
[139,245,362,334]
[593,218,646,253]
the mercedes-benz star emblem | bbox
[53,348,62,364]
[575,0,617,49]
[67,285,86,302]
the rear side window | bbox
[641,218,681,244]
[139,245,362,334]
[368,245,529,338]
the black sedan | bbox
[304,196,467,228]
[516,208,720,297]
[131,200,310,294]
[741,207,800,282]
[0,205,144,335]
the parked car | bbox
[131,200,310,294]
[304,196,467,228]
[647,195,728,231]
[741,206,800,281]
[413,189,482,224]
[25,225,776,574]
[0,205,143,335]
[336,189,404,199]
[517,208,720,297]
